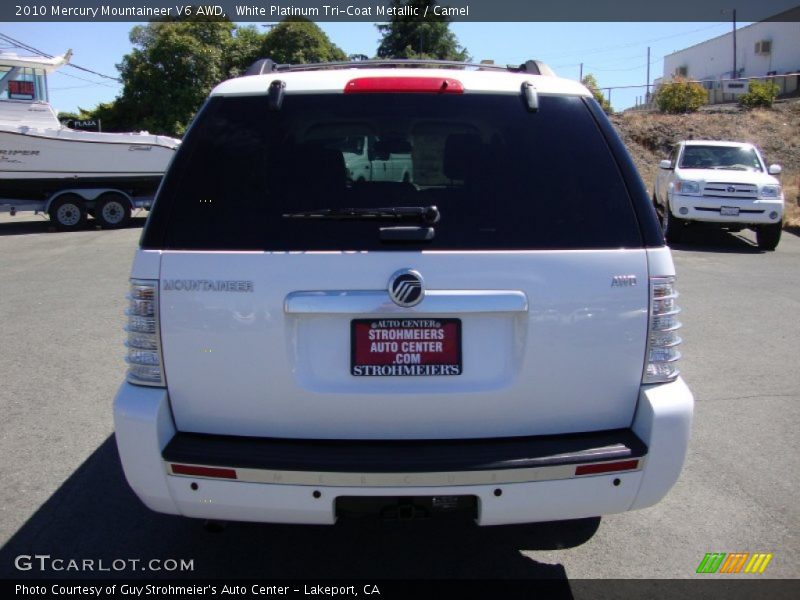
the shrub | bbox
[739,80,780,109]
[656,78,707,114]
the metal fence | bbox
[624,72,800,112]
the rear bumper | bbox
[113,378,693,525]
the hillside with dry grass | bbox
[610,99,800,227]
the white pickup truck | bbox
[337,135,412,184]
[654,140,784,250]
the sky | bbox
[0,20,744,115]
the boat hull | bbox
[0,129,176,198]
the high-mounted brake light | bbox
[125,279,165,387]
[344,77,464,94]
[643,276,682,384]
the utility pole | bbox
[646,47,651,103]
[721,8,738,79]
[579,63,583,81]
[732,9,737,78]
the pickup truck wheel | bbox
[662,202,684,244]
[49,194,87,231]
[756,222,782,251]
[95,193,131,229]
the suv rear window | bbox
[143,93,643,250]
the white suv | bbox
[654,140,784,250]
[114,59,693,526]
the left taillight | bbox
[125,279,165,387]
[643,276,682,384]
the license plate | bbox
[720,206,740,216]
[351,318,462,376]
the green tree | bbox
[581,74,613,114]
[113,16,236,136]
[224,24,267,77]
[376,0,468,60]
[260,18,347,64]
[738,80,780,109]
[80,101,137,133]
[79,16,349,136]
[655,78,707,114]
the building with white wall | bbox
[662,17,800,83]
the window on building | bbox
[755,40,772,55]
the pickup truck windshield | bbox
[143,93,642,251]
[679,145,763,171]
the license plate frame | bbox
[720,206,740,216]
[351,318,462,376]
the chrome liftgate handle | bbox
[284,290,528,315]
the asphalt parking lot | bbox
[0,213,798,582]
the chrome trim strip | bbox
[284,289,529,315]
[167,458,644,487]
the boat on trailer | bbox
[0,50,180,229]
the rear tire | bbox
[756,222,782,251]
[95,193,131,229]
[49,194,87,231]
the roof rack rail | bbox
[243,58,556,76]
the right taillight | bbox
[125,279,165,387]
[643,276,682,384]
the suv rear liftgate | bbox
[115,59,693,525]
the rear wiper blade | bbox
[283,206,440,225]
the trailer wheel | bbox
[49,194,87,231]
[95,193,131,229]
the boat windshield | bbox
[0,64,48,102]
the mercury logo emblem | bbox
[388,269,424,307]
